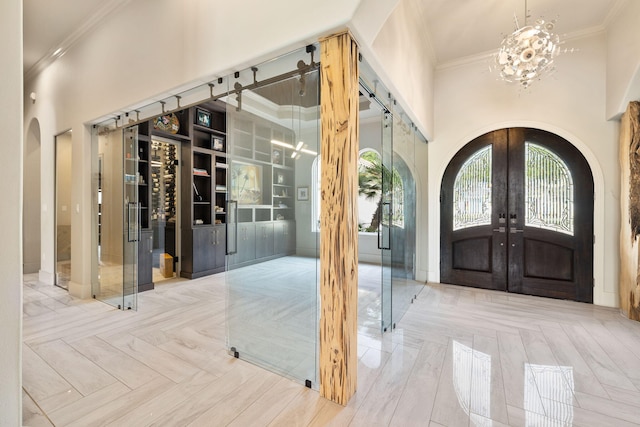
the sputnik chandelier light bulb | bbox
[495,0,561,88]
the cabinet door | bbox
[192,227,215,272]
[237,223,256,264]
[274,221,295,255]
[256,223,274,259]
[213,225,226,270]
[274,222,285,255]
[138,230,153,287]
[284,220,296,253]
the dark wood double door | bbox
[440,128,594,303]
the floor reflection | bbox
[453,341,575,427]
[525,363,574,426]
[453,341,492,426]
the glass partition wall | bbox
[55,130,73,289]
[223,49,320,387]
[359,58,424,331]
[87,44,424,390]
[390,114,422,325]
[91,125,140,310]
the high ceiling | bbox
[418,0,622,65]
[23,0,623,74]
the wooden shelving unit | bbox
[227,111,297,269]
[123,100,299,282]
[180,103,228,279]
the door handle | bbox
[127,202,139,242]
[226,200,238,255]
[510,227,524,233]
[377,202,391,250]
[493,227,506,233]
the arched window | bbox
[453,145,492,230]
[525,142,574,235]
[311,149,405,232]
[358,149,383,232]
[452,143,574,235]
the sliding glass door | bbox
[360,58,422,332]
[380,110,393,332]
[122,126,140,310]
[390,116,420,326]
[224,47,320,387]
[92,125,139,310]
[55,130,73,289]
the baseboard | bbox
[593,290,618,308]
[420,269,434,283]
[38,269,54,285]
[358,253,381,264]
[68,280,91,299]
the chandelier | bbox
[495,1,561,88]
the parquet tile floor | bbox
[21,260,640,426]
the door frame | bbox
[432,124,609,305]
[438,126,597,303]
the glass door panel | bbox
[381,111,393,331]
[93,126,124,308]
[123,126,139,310]
[390,114,420,326]
[91,125,139,310]
[55,130,73,290]
[224,50,320,387]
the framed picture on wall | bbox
[230,162,263,205]
[297,186,309,201]
[196,108,211,127]
[212,136,225,151]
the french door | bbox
[440,128,594,303]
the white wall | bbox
[606,0,640,119]
[352,0,435,140]
[428,33,619,307]
[0,0,22,423]
[24,118,41,273]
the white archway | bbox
[429,121,608,306]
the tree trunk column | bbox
[319,31,359,405]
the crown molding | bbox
[24,0,133,83]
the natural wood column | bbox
[620,101,640,321]
[319,31,359,405]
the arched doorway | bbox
[24,118,41,274]
[440,128,594,303]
